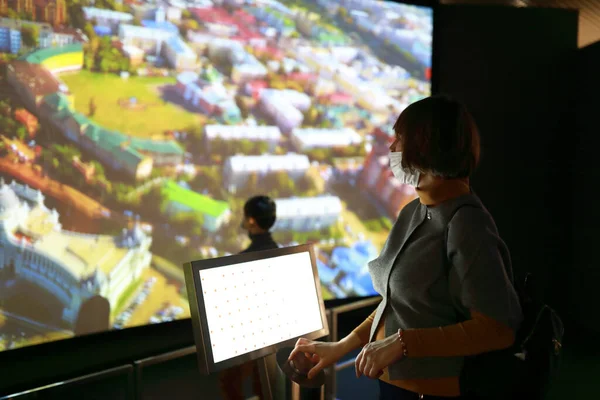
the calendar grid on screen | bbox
[200,251,323,363]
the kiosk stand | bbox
[257,357,273,400]
[184,244,329,400]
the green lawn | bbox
[151,254,185,284]
[60,71,203,137]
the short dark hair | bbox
[393,95,480,179]
[244,195,276,230]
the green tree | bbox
[277,63,286,75]
[235,95,249,119]
[6,9,19,20]
[238,139,254,155]
[119,58,130,72]
[186,19,199,30]
[210,137,225,155]
[297,172,317,194]
[16,126,27,141]
[307,148,329,163]
[303,106,319,126]
[99,58,111,73]
[190,213,205,236]
[69,4,87,29]
[21,25,39,48]
[84,54,95,70]
[0,100,11,117]
[91,160,106,180]
[243,172,259,195]
[256,142,269,154]
[83,22,97,41]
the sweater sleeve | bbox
[352,309,377,346]
[447,206,522,332]
[401,310,515,357]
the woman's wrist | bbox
[338,332,363,354]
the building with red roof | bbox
[320,92,354,106]
[244,80,269,99]
[191,6,264,45]
[287,72,317,83]
[254,46,284,61]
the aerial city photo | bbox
[0,0,432,350]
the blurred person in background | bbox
[219,195,278,400]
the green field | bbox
[60,71,203,137]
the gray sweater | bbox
[368,193,522,380]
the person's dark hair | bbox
[393,94,480,179]
[244,195,276,230]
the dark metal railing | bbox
[324,296,382,400]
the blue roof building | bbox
[141,20,179,35]
[331,241,378,295]
[316,259,338,285]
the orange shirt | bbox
[352,308,515,397]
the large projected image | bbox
[0,0,431,351]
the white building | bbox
[259,89,311,133]
[334,65,394,112]
[175,72,241,122]
[83,7,134,34]
[231,55,268,83]
[291,128,363,150]
[204,125,281,151]
[118,24,174,57]
[223,153,310,192]
[272,196,343,232]
[164,36,197,70]
[0,180,151,325]
[208,39,268,83]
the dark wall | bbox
[434,5,578,320]
[571,41,600,333]
[0,319,195,396]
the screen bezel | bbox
[184,244,329,374]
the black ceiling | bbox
[439,0,599,47]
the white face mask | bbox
[389,152,420,187]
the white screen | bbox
[199,251,323,363]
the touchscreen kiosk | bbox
[184,244,329,376]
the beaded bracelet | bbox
[397,328,408,358]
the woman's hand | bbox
[288,338,347,379]
[355,334,405,379]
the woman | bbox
[289,95,523,399]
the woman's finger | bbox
[307,359,326,380]
[355,350,364,378]
[358,351,369,379]
[288,343,315,361]
[367,364,380,379]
